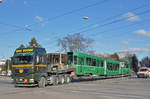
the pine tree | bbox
[131,54,138,73]
[28,37,41,47]
[19,44,25,48]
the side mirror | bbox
[36,56,40,64]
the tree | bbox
[109,53,120,61]
[1,59,11,73]
[28,37,41,47]
[5,59,11,73]
[58,33,94,53]
[140,56,150,67]
[131,54,138,73]
[19,44,25,48]
[120,53,138,72]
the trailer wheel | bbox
[53,76,59,85]
[65,75,71,84]
[38,77,46,88]
[59,75,65,84]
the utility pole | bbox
[59,42,62,65]
[7,60,10,74]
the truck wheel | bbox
[59,75,65,84]
[38,77,46,88]
[53,76,59,85]
[65,75,71,84]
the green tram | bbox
[67,52,131,77]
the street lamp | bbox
[83,16,88,20]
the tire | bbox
[65,75,71,84]
[53,76,59,85]
[38,77,46,88]
[59,75,65,84]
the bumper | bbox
[12,74,37,84]
[137,74,148,78]
[15,83,38,87]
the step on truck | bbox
[11,46,74,88]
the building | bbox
[0,59,6,65]
[0,59,6,72]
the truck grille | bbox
[15,69,29,74]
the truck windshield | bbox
[12,55,33,65]
[139,69,147,72]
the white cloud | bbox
[121,40,129,46]
[146,43,150,48]
[44,38,50,41]
[134,29,150,37]
[95,42,104,49]
[35,16,44,23]
[92,24,100,28]
[35,16,47,26]
[123,12,140,22]
[24,1,28,6]
[124,48,150,52]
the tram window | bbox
[114,64,116,71]
[92,59,96,66]
[112,64,115,71]
[89,58,92,66]
[86,58,88,65]
[101,61,104,67]
[86,57,91,66]
[114,64,117,71]
[116,64,119,70]
[111,63,113,70]
[115,64,118,70]
[124,64,127,68]
[126,64,129,68]
[74,56,77,64]
[109,63,112,70]
[80,57,84,65]
[113,64,115,70]
[107,63,110,70]
[97,60,100,67]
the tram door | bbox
[104,60,107,75]
[79,57,84,73]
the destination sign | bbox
[16,49,34,53]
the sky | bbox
[0,0,150,60]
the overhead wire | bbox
[0,0,110,35]
[42,2,150,48]
[28,0,110,27]
[90,17,150,37]
[68,2,150,34]
[74,9,150,35]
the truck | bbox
[11,46,131,88]
[11,46,74,88]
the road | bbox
[0,76,150,99]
